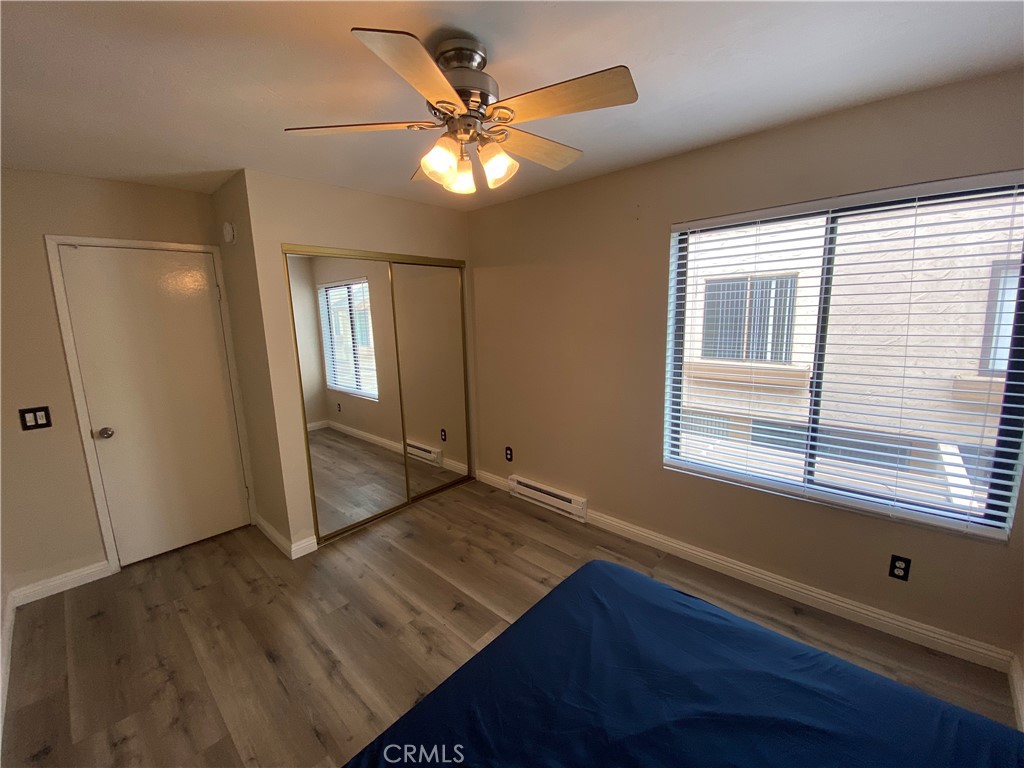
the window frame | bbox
[980,260,1020,377]
[665,173,1024,539]
[700,273,798,364]
[317,278,379,401]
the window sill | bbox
[685,360,811,389]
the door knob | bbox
[96,426,115,439]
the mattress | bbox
[344,560,1023,767]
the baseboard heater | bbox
[406,442,443,466]
[508,475,588,521]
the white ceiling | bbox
[2,2,1022,211]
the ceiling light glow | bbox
[443,154,476,195]
[478,141,520,189]
[420,134,459,186]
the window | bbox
[680,411,731,439]
[702,275,796,362]
[981,262,1020,374]
[318,280,378,398]
[750,420,913,470]
[665,183,1024,536]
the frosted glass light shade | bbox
[420,135,459,186]
[444,156,476,195]
[478,142,520,189]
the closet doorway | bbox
[284,246,471,542]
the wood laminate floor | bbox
[3,481,1016,767]
[309,428,463,535]
[308,428,408,534]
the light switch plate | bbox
[19,406,52,431]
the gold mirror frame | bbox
[282,243,474,545]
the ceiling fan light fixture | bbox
[444,154,476,195]
[290,30,637,193]
[420,134,459,186]
[478,141,520,189]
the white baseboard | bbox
[254,513,291,556]
[475,470,511,491]
[307,420,329,431]
[9,561,114,607]
[1010,655,1024,730]
[473,470,1013,672]
[443,457,469,475]
[253,514,318,560]
[587,509,1013,672]
[291,535,318,559]
[327,421,403,455]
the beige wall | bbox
[1,169,216,598]
[211,172,290,540]
[392,264,468,467]
[286,256,327,425]
[238,170,469,542]
[310,256,403,444]
[467,69,1024,649]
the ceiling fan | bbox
[286,28,639,194]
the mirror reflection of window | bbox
[295,256,407,537]
[319,279,379,399]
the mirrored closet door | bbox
[392,264,469,498]
[287,251,470,541]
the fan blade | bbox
[285,121,440,136]
[411,166,427,181]
[352,28,467,116]
[486,65,637,125]
[500,128,582,171]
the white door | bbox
[60,245,249,565]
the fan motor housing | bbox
[435,38,487,71]
[432,37,498,117]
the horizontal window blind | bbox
[665,184,1024,535]
[318,280,379,398]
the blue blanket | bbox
[345,560,1023,767]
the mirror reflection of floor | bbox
[309,429,407,534]
[408,456,463,497]
[309,428,465,536]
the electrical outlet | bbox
[441,428,447,442]
[889,554,911,581]
[19,406,52,431]
[505,446,514,462]
[336,403,341,412]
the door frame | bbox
[45,235,257,572]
